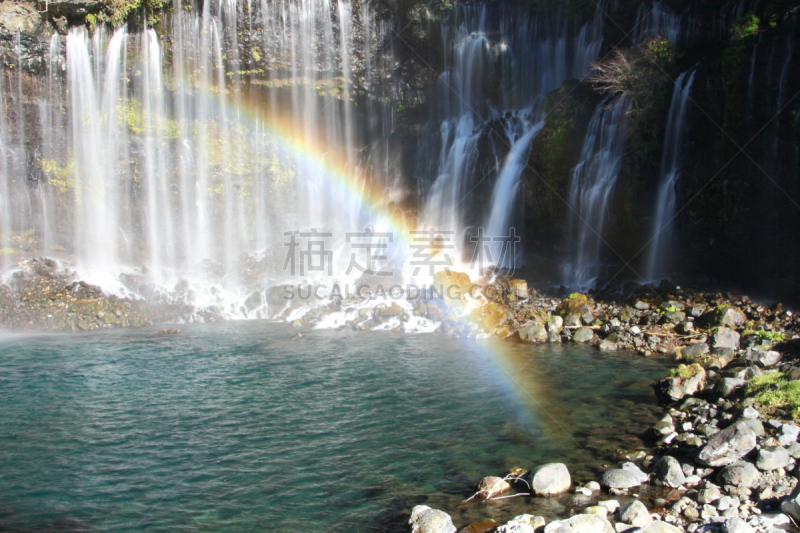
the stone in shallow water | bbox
[622,462,649,483]
[545,514,614,533]
[697,422,757,467]
[409,505,456,533]
[599,469,641,489]
[477,476,511,499]
[573,327,594,343]
[530,463,571,496]
[465,519,502,533]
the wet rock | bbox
[530,463,571,496]
[409,505,456,533]
[712,328,740,351]
[548,316,564,343]
[477,476,511,499]
[519,322,548,343]
[599,339,618,351]
[697,422,757,467]
[654,456,686,488]
[466,519,503,533]
[600,469,641,489]
[756,446,790,471]
[718,461,760,488]
[573,327,594,343]
[620,501,652,527]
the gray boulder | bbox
[682,342,710,361]
[519,323,548,343]
[745,348,781,367]
[621,462,649,484]
[717,377,747,397]
[653,456,686,488]
[712,327,740,350]
[664,311,685,325]
[548,316,564,343]
[530,463,571,496]
[722,518,754,533]
[598,340,618,351]
[756,446,790,471]
[697,422,757,467]
[779,424,800,446]
[718,461,761,488]
[620,501,652,527]
[573,327,594,343]
[599,469,641,489]
[565,314,582,327]
[717,307,746,328]
[781,485,800,523]
[546,514,614,533]
[409,505,456,533]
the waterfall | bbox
[562,94,632,289]
[418,3,603,272]
[0,0,398,316]
[645,69,696,281]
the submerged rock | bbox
[529,463,571,496]
[409,505,456,533]
[477,476,511,499]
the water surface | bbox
[0,322,670,531]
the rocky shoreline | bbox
[404,281,800,533]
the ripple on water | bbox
[0,322,670,532]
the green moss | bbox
[670,363,704,379]
[746,372,800,421]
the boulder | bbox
[712,327,740,351]
[620,501,652,527]
[508,279,529,299]
[717,378,747,397]
[565,314,582,327]
[477,476,511,499]
[621,462,649,484]
[599,469,641,489]
[682,342,710,362]
[782,485,800,523]
[409,505,456,533]
[744,348,781,367]
[779,424,800,446]
[653,456,686,488]
[664,311,685,325]
[756,446,790,471]
[697,422,757,467]
[715,307,746,328]
[572,327,594,343]
[548,316,564,343]
[598,340,618,351]
[722,518,754,533]
[718,461,761,488]
[519,323,548,343]
[529,463,571,496]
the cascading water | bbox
[418,3,603,270]
[562,94,632,289]
[0,0,400,317]
[644,69,696,281]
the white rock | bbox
[622,462,650,484]
[409,505,456,533]
[530,463,572,496]
[620,501,653,527]
[598,500,620,513]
